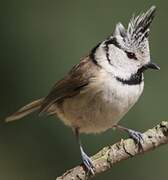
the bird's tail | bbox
[5,98,44,122]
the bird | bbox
[5,6,160,174]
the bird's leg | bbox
[75,128,94,174]
[114,124,144,150]
[74,128,94,174]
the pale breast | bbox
[55,70,144,134]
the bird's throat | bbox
[116,71,143,85]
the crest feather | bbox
[127,6,156,44]
[113,22,126,37]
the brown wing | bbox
[39,56,100,113]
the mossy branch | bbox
[56,121,168,180]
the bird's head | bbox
[92,6,160,80]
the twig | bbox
[56,121,168,180]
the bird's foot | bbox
[127,129,144,151]
[80,148,94,174]
[114,125,144,151]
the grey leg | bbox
[75,128,94,174]
[114,125,144,149]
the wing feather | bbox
[40,56,100,113]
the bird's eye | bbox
[125,51,137,60]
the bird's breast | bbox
[56,71,144,134]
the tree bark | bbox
[56,121,168,180]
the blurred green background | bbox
[0,0,167,180]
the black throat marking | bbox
[116,66,147,85]
[116,72,143,85]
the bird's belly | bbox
[56,78,144,134]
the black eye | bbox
[125,51,137,60]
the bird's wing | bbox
[40,56,100,113]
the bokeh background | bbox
[0,0,167,180]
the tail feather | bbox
[5,98,44,122]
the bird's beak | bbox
[145,62,160,70]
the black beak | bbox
[145,62,160,70]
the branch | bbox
[56,121,168,180]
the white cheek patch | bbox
[94,40,149,81]
[108,44,140,77]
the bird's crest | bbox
[113,6,156,49]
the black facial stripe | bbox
[89,42,101,66]
[116,72,143,85]
[104,37,122,66]
[104,43,112,65]
[90,37,122,66]
[105,37,121,49]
